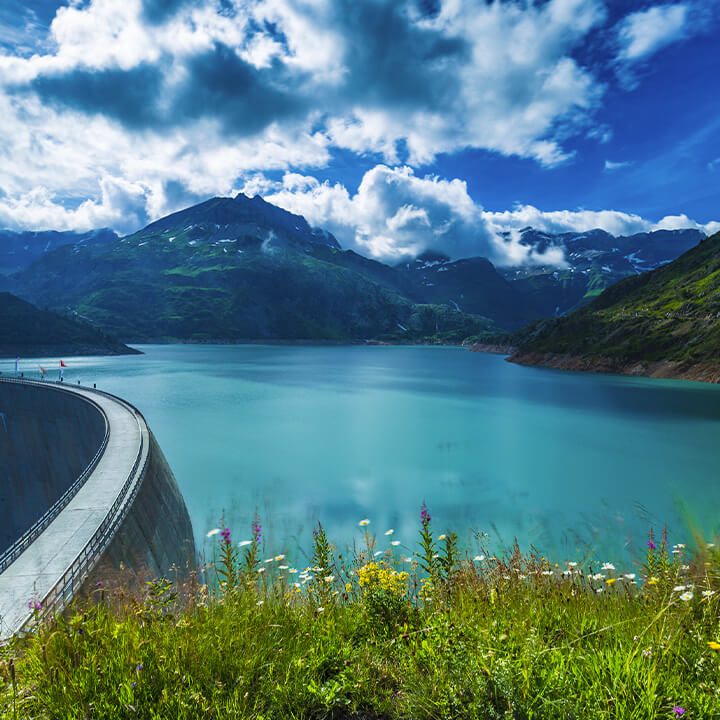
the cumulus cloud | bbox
[0,176,151,233]
[0,0,609,213]
[261,165,719,266]
[616,3,688,62]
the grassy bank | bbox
[2,512,720,719]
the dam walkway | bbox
[0,379,149,639]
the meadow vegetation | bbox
[2,507,720,719]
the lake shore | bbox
[506,350,720,384]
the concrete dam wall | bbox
[0,379,195,637]
[92,432,196,581]
[0,381,106,556]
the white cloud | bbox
[617,3,689,62]
[604,160,632,171]
[262,165,719,265]
[483,204,650,237]
[0,176,150,233]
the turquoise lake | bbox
[9,345,720,564]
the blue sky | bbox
[0,0,718,264]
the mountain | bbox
[9,194,495,343]
[501,227,705,310]
[6,194,706,345]
[396,252,536,328]
[0,228,119,275]
[0,292,139,358]
[508,231,720,382]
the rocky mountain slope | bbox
[9,195,495,343]
[0,228,119,275]
[4,193,706,345]
[508,231,720,382]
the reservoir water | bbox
[9,345,720,564]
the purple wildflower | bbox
[27,599,42,612]
[252,517,262,544]
[220,527,232,545]
[420,501,431,526]
[136,663,144,672]
[647,540,657,550]
[673,707,685,717]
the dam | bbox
[0,377,195,639]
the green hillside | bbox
[0,292,138,358]
[10,196,496,343]
[510,232,720,376]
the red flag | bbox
[59,360,68,368]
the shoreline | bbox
[507,350,720,385]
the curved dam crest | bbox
[0,378,195,638]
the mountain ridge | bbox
[507,231,720,383]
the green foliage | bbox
[514,232,720,370]
[0,292,135,358]
[4,519,720,719]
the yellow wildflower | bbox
[606,578,617,586]
[708,641,720,651]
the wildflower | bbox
[324,575,334,583]
[288,568,298,574]
[673,706,685,717]
[316,606,325,613]
[374,551,383,557]
[642,648,652,658]
[27,599,42,612]
[345,582,352,592]
[674,543,686,550]
[384,529,394,536]
[541,570,554,576]
[606,578,617,586]
[624,573,636,581]
[293,582,301,589]
[220,527,232,544]
[206,528,221,538]
[136,664,143,672]
[567,561,578,568]
[358,518,370,527]
[278,565,289,570]
[647,576,659,585]
[601,563,615,571]
[707,543,715,549]
[473,555,486,562]
[647,540,656,550]
[438,534,447,541]
[702,590,715,598]
[264,558,274,563]
[252,517,262,544]
[238,540,252,547]
[420,502,431,526]
[257,567,266,574]
[402,556,413,563]
[595,588,604,594]
[256,600,264,606]
[591,573,606,581]
[274,554,285,562]
[707,641,720,651]
[679,591,694,602]
[673,585,687,592]
[391,540,401,546]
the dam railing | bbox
[0,378,150,636]
[32,412,149,628]
[0,378,111,574]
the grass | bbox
[2,515,720,719]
